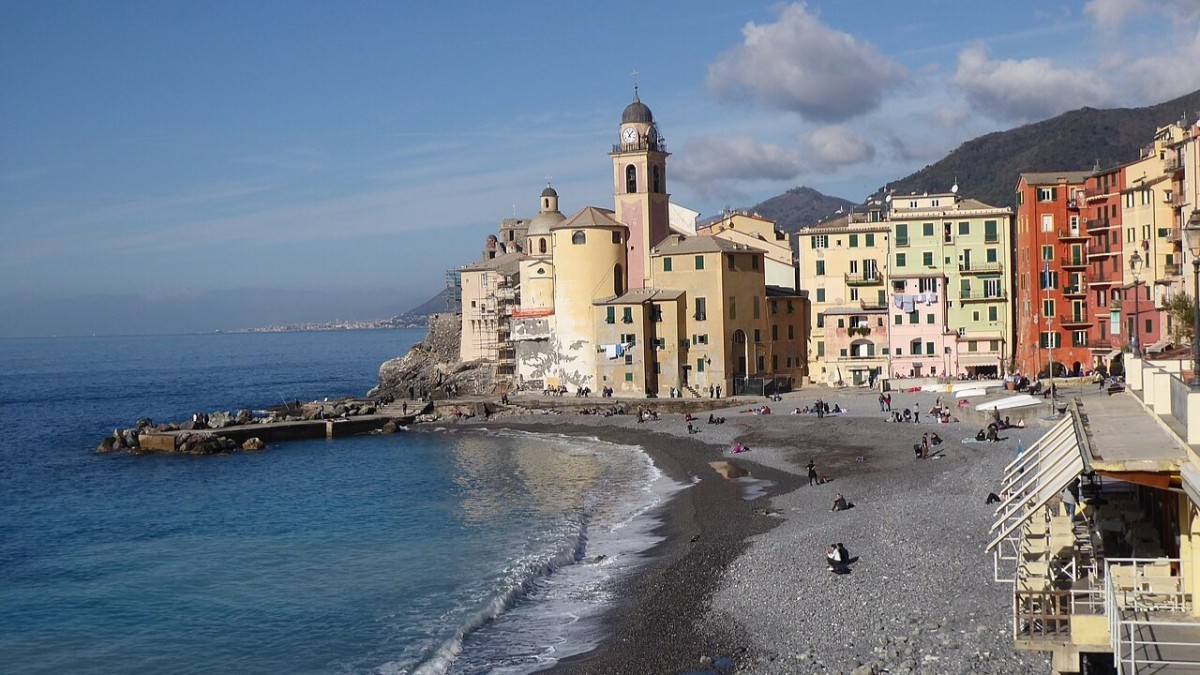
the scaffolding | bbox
[445,269,462,306]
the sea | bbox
[0,329,680,674]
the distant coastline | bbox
[231,314,430,333]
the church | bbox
[457,88,810,397]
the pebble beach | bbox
[470,386,1054,675]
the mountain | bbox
[878,89,1200,208]
[745,186,856,232]
[406,287,454,315]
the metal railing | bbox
[1062,256,1088,268]
[959,261,1004,274]
[961,288,1006,300]
[1104,558,1198,675]
[845,271,883,285]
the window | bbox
[751,256,759,270]
[1041,245,1053,261]
[1042,299,1055,318]
[908,310,919,324]
[771,300,778,315]
[815,260,826,276]
[788,300,794,314]
[695,255,704,270]
[817,313,825,328]
[990,340,999,352]
[1040,270,1058,290]
[788,325,794,339]
[753,296,760,319]
[727,254,735,270]
[923,222,934,237]
[611,231,621,244]
[1145,318,1153,334]
[696,358,705,372]
[1037,187,1057,202]
[849,288,859,301]
[624,354,633,365]
[538,238,547,254]
[753,329,761,342]
[620,333,636,345]
[811,235,829,249]
[926,342,935,355]
[984,220,998,243]
[919,277,937,293]
[625,372,634,382]
[653,337,665,349]
[816,288,825,302]
[625,165,637,193]
[926,313,935,324]
[922,251,933,266]
[817,342,825,357]
[652,165,662,193]
[837,318,845,328]
[968,342,978,353]
[605,307,615,324]
[865,233,875,246]
[692,334,709,345]
[1040,332,1062,348]
[1041,214,1053,232]
[895,224,909,247]
[896,252,907,267]
[772,324,778,340]
[958,221,969,235]
[986,248,997,263]
[651,304,663,322]
[894,314,902,325]
[772,355,779,370]
[572,230,586,245]
[663,257,672,272]
[984,278,1001,298]
[849,234,859,247]
[694,297,706,321]
[729,296,737,319]
[988,306,998,322]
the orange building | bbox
[1083,166,1125,368]
[1013,171,1092,377]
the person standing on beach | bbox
[716,384,722,398]
[807,460,819,485]
[878,393,885,412]
[885,393,892,411]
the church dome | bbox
[622,94,653,124]
[541,185,558,198]
[527,208,565,236]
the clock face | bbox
[622,127,637,143]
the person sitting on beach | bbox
[930,432,943,446]
[913,442,924,459]
[920,433,930,459]
[902,408,912,422]
[792,407,802,414]
[986,491,1008,504]
[986,426,1000,442]
[685,413,696,422]
[975,429,987,442]
[761,405,771,415]
[708,413,716,424]
[831,403,843,414]
[826,544,841,571]
[831,493,850,512]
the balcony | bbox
[1061,256,1088,269]
[1060,311,1091,327]
[1086,247,1119,259]
[1063,285,1087,298]
[1058,228,1088,241]
[859,298,888,311]
[1164,263,1182,276]
[1162,227,1181,242]
[1172,191,1190,207]
[1165,155,1182,172]
[959,261,1004,274]
[960,289,1006,302]
[1087,217,1115,231]
[844,271,883,286]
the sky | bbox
[2,0,1199,336]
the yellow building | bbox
[795,211,891,386]
[701,211,798,290]
[458,252,523,366]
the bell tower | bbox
[611,75,670,290]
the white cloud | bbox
[672,136,802,194]
[706,3,907,122]
[950,44,1113,121]
[799,125,875,169]
[1084,0,1149,32]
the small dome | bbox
[541,185,558,198]
[527,209,565,236]
[622,93,653,124]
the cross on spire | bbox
[631,68,639,99]
[545,174,552,186]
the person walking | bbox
[807,460,819,486]
[878,393,886,412]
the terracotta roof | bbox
[551,205,626,231]
[460,251,525,273]
[651,234,764,255]
[593,288,686,305]
[1018,171,1091,186]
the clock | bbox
[622,127,638,144]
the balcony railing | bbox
[1172,191,1190,207]
[1061,256,1088,268]
[859,298,888,311]
[1164,155,1182,172]
[1087,217,1114,231]
[1060,312,1091,326]
[844,272,883,286]
[959,261,1004,274]
[960,289,1006,301]
[1162,227,1181,241]
[1164,263,1182,276]
[1059,228,1088,240]
[1063,285,1087,297]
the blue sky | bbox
[2,0,1198,335]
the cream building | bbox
[701,211,798,290]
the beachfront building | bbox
[469,86,809,397]
[701,210,798,291]
[986,355,1200,674]
[1169,121,1200,304]
[794,211,890,386]
[458,252,523,370]
[1014,171,1092,378]
[886,192,1013,379]
[1082,165,1125,370]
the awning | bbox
[986,415,1087,551]
[1106,349,1121,361]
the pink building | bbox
[888,275,956,378]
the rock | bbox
[96,437,115,454]
[206,411,232,429]
[360,405,376,416]
[334,404,349,417]
[241,437,264,451]
[850,665,878,675]
[234,409,253,425]
[135,418,153,430]
[380,421,398,434]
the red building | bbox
[1083,166,1125,368]
[1013,171,1092,377]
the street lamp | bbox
[1129,250,1143,357]
[1184,210,1200,386]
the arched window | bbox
[652,165,662,193]
[614,265,624,296]
[625,165,637,193]
[538,238,547,254]
[572,231,586,245]
[508,230,514,241]
[543,198,550,210]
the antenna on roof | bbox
[951,176,959,194]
